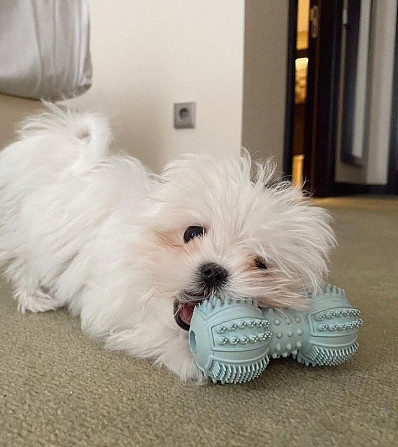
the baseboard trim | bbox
[333,182,389,196]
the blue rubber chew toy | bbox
[189,284,363,384]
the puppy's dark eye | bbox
[254,257,268,270]
[184,226,205,243]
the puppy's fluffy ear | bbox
[144,154,219,232]
[252,161,337,290]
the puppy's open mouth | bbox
[173,298,203,331]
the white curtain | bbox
[0,0,92,101]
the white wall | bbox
[0,0,290,177]
[242,0,289,170]
[64,0,245,171]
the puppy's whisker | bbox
[139,288,155,318]
[139,287,154,304]
[150,280,163,295]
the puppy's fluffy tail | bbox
[17,102,112,173]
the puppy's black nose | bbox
[199,263,228,288]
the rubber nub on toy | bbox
[293,343,359,367]
[208,356,270,384]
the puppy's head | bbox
[141,154,335,331]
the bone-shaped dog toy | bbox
[189,284,363,384]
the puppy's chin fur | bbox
[0,105,336,382]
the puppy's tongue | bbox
[178,303,197,325]
[174,300,202,330]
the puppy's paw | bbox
[15,288,62,313]
[161,353,204,384]
[105,327,203,383]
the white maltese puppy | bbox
[0,105,335,381]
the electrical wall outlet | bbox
[174,102,196,129]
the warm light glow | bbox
[295,57,309,71]
[295,58,309,104]
[296,0,310,50]
[292,155,305,187]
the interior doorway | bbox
[285,0,398,196]
[292,0,310,187]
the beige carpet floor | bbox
[1,196,397,446]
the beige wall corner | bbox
[242,0,289,171]
[0,95,44,150]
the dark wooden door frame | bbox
[303,0,343,197]
[284,0,343,197]
[283,0,298,179]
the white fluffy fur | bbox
[0,105,336,382]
